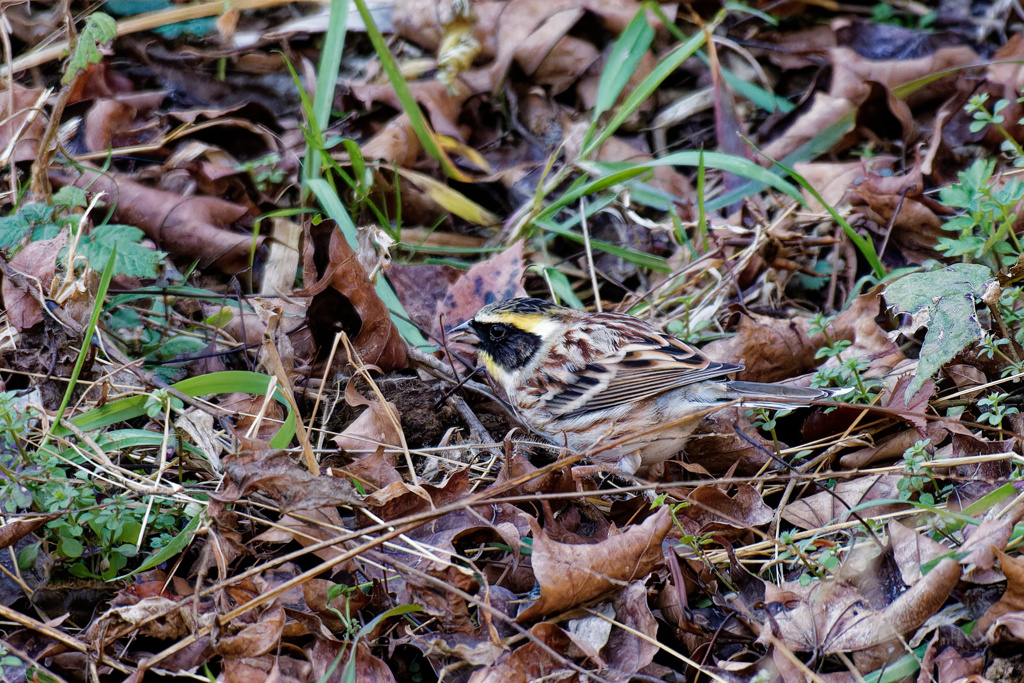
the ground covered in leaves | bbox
[2,0,1024,681]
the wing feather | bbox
[542,314,742,417]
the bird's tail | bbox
[722,380,851,410]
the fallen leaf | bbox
[516,505,671,621]
[299,221,408,371]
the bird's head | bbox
[449,298,564,387]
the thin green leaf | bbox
[581,12,724,159]
[44,246,118,448]
[593,8,655,119]
[352,0,465,180]
[115,514,203,580]
[66,371,297,449]
[303,0,351,187]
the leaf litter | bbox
[2,2,1024,682]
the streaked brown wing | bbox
[545,328,742,417]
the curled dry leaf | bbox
[299,221,408,372]
[961,501,1024,584]
[88,596,209,642]
[850,165,948,266]
[821,287,905,379]
[888,519,952,586]
[333,380,404,455]
[0,513,59,551]
[766,554,959,654]
[215,451,362,512]
[2,232,68,331]
[794,156,899,210]
[672,484,773,538]
[781,474,904,530]
[360,112,423,167]
[50,166,256,274]
[840,422,947,469]
[947,434,1017,512]
[604,581,659,674]
[515,505,671,621]
[214,606,286,659]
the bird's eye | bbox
[490,324,507,340]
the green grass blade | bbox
[535,150,802,228]
[44,246,118,448]
[303,0,351,187]
[308,178,430,348]
[580,12,723,159]
[115,513,203,580]
[67,370,297,449]
[352,0,465,180]
[593,7,655,121]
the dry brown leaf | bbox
[850,164,947,265]
[516,505,671,621]
[360,113,423,167]
[605,581,659,674]
[215,607,286,659]
[976,548,1024,635]
[468,622,571,683]
[352,80,470,141]
[435,239,528,336]
[840,423,947,469]
[299,221,408,371]
[387,262,461,333]
[0,514,59,551]
[888,520,952,586]
[215,451,362,511]
[333,381,404,454]
[702,311,818,383]
[218,392,286,445]
[781,474,905,530]
[961,501,1024,584]
[51,166,255,274]
[946,434,1016,512]
[673,484,773,537]
[988,612,1024,646]
[766,554,959,654]
[794,156,899,210]
[1,232,67,331]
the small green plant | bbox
[0,644,24,677]
[0,389,186,580]
[776,530,832,585]
[809,314,880,402]
[936,157,1024,268]
[977,391,1019,428]
[746,406,791,454]
[897,439,934,504]
[966,92,1024,163]
[869,3,936,29]
[237,153,287,192]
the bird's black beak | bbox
[447,319,479,344]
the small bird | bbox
[450,297,845,475]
